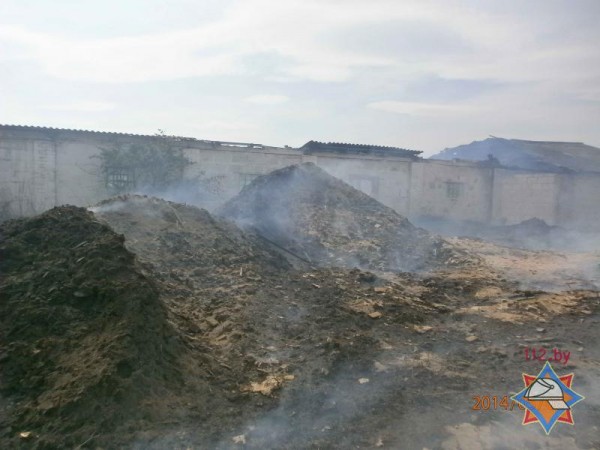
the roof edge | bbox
[0,124,266,148]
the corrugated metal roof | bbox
[0,124,264,148]
[0,123,166,139]
[301,140,422,158]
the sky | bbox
[1,0,599,156]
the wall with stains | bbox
[0,135,57,218]
[409,160,494,223]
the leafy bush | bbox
[95,130,192,193]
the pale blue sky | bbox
[1,0,599,155]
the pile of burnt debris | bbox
[0,207,185,448]
[220,163,471,271]
[1,165,598,449]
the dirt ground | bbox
[447,237,600,291]
[1,168,599,449]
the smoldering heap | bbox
[90,194,289,280]
[0,200,297,448]
[1,179,597,448]
[81,194,448,448]
[90,194,291,358]
[0,206,185,448]
[219,163,463,271]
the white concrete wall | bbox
[0,137,56,218]
[55,139,109,206]
[492,170,561,225]
[310,154,412,214]
[556,174,600,231]
[182,147,415,214]
[410,160,493,222]
[183,146,302,209]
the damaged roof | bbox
[1,125,422,158]
[301,140,422,159]
[0,123,171,139]
[0,124,265,149]
[431,136,600,173]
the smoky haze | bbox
[217,163,461,273]
[1,1,600,448]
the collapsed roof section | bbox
[432,136,600,173]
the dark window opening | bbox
[446,181,463,200]
[106,167,136,191]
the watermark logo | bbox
[512,361,584,434]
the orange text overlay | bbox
[472,395,525,411]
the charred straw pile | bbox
[91,195,289,280]
[219,163,464,271]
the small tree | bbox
[95,130,192,194]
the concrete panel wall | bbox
[0,137,56,218]
[409,160,493,222]
[311,155,413,214]
[55,140,108,206]
[557,174,600,231]
[492,170,561,225]
[184,146,302,208]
